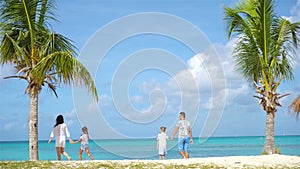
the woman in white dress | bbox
[48,115,73,160]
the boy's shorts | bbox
[178,136,189,151]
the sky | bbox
[0,0,300,141]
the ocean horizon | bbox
[1,135,299,161]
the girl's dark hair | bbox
[54,115,64,128]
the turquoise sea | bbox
[0,136,299,161]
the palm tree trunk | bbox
[29,87,39,160]
[265,111,275,154]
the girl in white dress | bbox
[71,126,94,160]
[48,115,73,160]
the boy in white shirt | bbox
[157,126,169,160]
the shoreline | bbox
[1,134,300,142]
[1,154,300,168]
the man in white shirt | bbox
[170,112,193,159]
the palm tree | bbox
[224,0,300,154]
[0,0,98,160]
[289,95,300,119]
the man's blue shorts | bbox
[178,136,189,151]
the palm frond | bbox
[270,18,300,82]
[31,51,98,101]
[289,95,300,119]
[256,0,274,58]
[39,32,77,58]
[4,75,27,81]
[224,2,262,82]
[0,0,36,30]
[0,33,17,65]
[0,0,56,30]
[37,0,56,26]
[4,33,27,61]
[44,80,58,98]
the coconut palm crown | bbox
[289,95,300,119]
[0,0,98,160]
[224,0,300,154]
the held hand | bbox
[190,138,193,144]
[69,138,74,144]
[170,137,174,141]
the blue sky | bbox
[0,0,300,141]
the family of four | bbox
[48,112,192,160]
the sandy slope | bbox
[63,154,300,168]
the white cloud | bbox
[138,79,161,94]
[130,95,145,104]
[4,122,16,131]
[0,116,6,120]
[0,65,14,84]
[65,120,75,127]
[123,92,167,122]
[290,0,300,22]
[182,38,248,104]
[98,94,113,107]
[64,109,76,118]
[283,0,300,24]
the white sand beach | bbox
[54,154,300,168]
[1,154,300,168]
[115,154,300,166]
